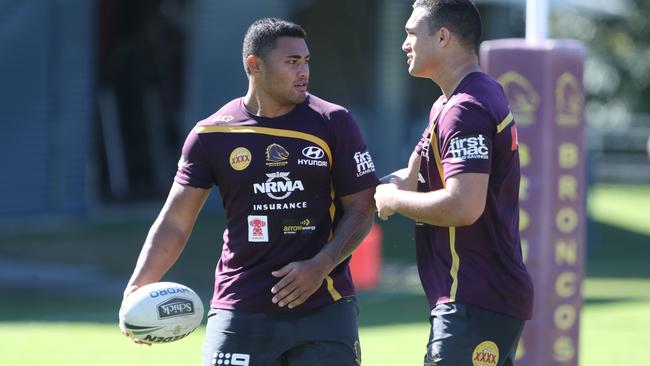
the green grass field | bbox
[0,183,648,365]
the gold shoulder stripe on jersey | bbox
[196,125,332,169]
[496,112,514,134]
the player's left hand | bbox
[374,183,398,220]
[271,254,335,309]
[120,284,152,346]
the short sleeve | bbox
[415,122,433,156]
[329,110,379,196]
[415,97,444,156]
[438,102,494,179]
[174,128,214,189]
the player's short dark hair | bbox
[412,0,482,53]
[242,18,307,74]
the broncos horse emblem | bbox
[266,143,290,162]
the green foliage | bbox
[551,0,650,124]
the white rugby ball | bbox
[119,282,204,344]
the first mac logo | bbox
[157,297,195,319]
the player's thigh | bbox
[295,298,360,345]
[424,303,524,366]
[423,303,472,366]
[465,304,524,366]
[288,298,361,365]
[202,309,288,366]
[284,340,360,366]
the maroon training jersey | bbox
[414,72,533,320]
[175,94,379,313]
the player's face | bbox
[402,7,440,78]
[260,37,310,105]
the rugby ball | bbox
[119,282,204,344]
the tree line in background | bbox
[552,0,650,129]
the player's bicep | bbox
[329,110,379,196]
[439,104,494,178]
[445,173,488,225]
[175,128,215,189]
[339,186,376,213]
[159,182,211,233]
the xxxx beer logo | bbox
[472,341,499,366]
[230,147,252,171]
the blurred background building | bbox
[0,0,646,219]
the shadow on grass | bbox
[0,288,224,325]
[0,290,122,323]
[587,220,650,278]
[0,288,431,327]
[583,297,649,306]
[0,212,223,324]
[357,291,429,327]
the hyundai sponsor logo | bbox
[302,146,325,159]
[299,146,328,167]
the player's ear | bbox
[438,27,451,47]
[246,55,263,74]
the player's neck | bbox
[435,53,480,99]
[244,86,296,118]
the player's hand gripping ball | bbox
[119,282,204,344]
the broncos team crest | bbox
[265,143,289,167]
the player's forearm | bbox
[127,218,191,287]
[315,203,374,273]
[380,168,409,184]
[391,189,476,227]
[380,168,420,192]
[380,152,421,191]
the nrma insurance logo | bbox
[253,172,304,200]
[157,297,195,319]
